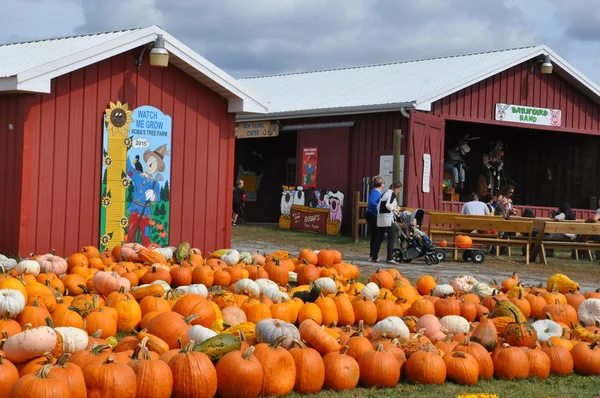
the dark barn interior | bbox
[234,131,298,223]
[445,120,599,210]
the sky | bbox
[2,0,600,83]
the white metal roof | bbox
[0,26,267,114]
[237,44,600,120]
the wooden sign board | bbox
[235,121,279,138]
[290,206,328,234]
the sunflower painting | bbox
[105,101,134,136]
[100,101,134,251]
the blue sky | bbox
[2,0,600,84]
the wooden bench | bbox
[453,217,535,264]
[535,221,600,265]
[427,212,501,240]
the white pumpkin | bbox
[15,259,40,276]
[361,282,380,301]
[177,284,208,297]
[153,247,173,261]
[0,289,26,317]
[3,326,58,363]
[255,278,279,293]
[239,252,253,265]
[431,284,455,297]
[55,327,89,353]
[371,316,410,340]
[532,319,563,342]
[288,272,297,283]
[440,315,470,334]
[187,325,217,343]
[221,250,240,266]
[472,282,493,298]
[452,276,478,294]
[150,280,172,295]
[234,279,260,298]
[578,298,600,326]
[0,255,17,272]
[263,287,290,304]
[314,277,337,295]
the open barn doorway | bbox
[444,120,600,209]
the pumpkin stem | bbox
[45,317,54,328]
[35,364,53,379]
[23,323,32,331]
[183,314,200,324]
[91,330,103,339]
[508,307,521,324]
[180,342,195,354]
[545,312,555,321]
[339,345,350,355]
[292,339,307,349]
[54,353,72,367]
[452,351,468,358]
[77,284,91,294]
[269,335,288,349]
[376,343,384,352]
[2,311,10,322]
[91,344,112,356]
[242,346,255,360]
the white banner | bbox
[422,154,431,193]
[495,103,561,127]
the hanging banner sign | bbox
[495,103,561,127]
[302,147,318,188]
[235,121,279,138]
[422,154,431,193]
[100,101,172,252]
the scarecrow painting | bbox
[126,144,169,246]
[302,147,318,188]
[100,102,173,251]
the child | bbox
[232,180,244,226]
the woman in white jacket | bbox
[373,182,403,264]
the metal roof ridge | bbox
[240,44,542,80]
[0,26,151,47]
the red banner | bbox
[290,206,327,234]
[301,147,317,188]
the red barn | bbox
[236,45,600,230]
[0,25,266,256]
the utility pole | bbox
[392,129,403,183]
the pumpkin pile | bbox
[0,244,599,397]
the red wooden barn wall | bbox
[0,96,28,255]
[10,49,235,257]
[431,60,600,134]
[283,112,408,195]
[296,127,350,191]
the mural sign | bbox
[495,103,562,127]
[100,101,172,252]
[279,185,344,235]
[302,147,318,188]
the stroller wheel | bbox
[462,250,472,262]
[424,256,432,265]
[392,249,404,263]
[434,249,446,263]
[431,254,439,265]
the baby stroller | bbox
[392,209,442,265]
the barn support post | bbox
[393,129,402,183]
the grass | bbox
[286,375,600,398]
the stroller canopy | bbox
[397,209,425,228]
